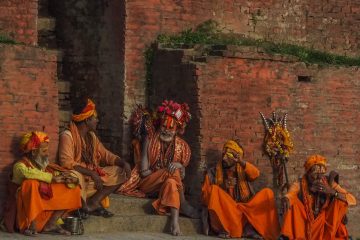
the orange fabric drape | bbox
[118,133,191,210]
[17,179,81,232]
[139,169,182,214]
[281,197,349,240]
[202,174,280,240]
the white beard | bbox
[33,155,49,170]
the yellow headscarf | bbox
[20,131,49,153]
[223,140,244,156]
[72,99,97,122]
[304,154,327,172]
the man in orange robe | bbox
[3,131,81,236]
[120,100,195,236]
[58,98,131,217]
[201,140,280,239]
[281,155,356,240]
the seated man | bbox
[2,131,81,236]
[201,140,280,239]
[281,154,356,240]
[120,100,196,236]
[58,98,131,217]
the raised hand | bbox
[167,162,183,174]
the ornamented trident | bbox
[260,112,293,193]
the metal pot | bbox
[64,216,84,235]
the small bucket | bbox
[64,216,84,235]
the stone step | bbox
[0,231,215,240]
[83,214,201,235]
[107,194,154,215]
[83,195,201,234]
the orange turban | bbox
[72,99,97,122]
[20,131,49,153]
[223,140,244,156]
[304,154,327,172]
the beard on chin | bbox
[33,155,49,170]
[159,132,175,142]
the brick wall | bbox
[0,44,58,213]
[50,0,125,154]
[0,0,38,45]
[123,0,360,155]
[151,46,360,236]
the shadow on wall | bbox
[0,135,22,216]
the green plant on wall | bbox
[0,34,16,44]
[156,20,360,67]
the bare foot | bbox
[23,228,38,237]
[24,221,38,237]
[170,221,182,236]
[42,225,71,236]
[218,231,230,239]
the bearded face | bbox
[159,116,177,143]
[31,142,50,170]
[307,164,326,188]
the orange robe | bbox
[126,132,191,214]
[116,139,145,197]
[58,122,127,200]
[202,162,280,239]
[281,180,356,240]
[14,158,81,233]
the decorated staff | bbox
[260,112,293,193]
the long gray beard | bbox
[33,155,49,170]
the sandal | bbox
[73,208,89,220]
[89,207,114,218]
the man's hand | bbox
[281,197,290,213]
[123,161,131,180]
[167,162,183,174]
[115,158,132,180]
[52,175,64,183]
[140,169,152,178]
[232,153,246,167]
[91,172,103,190]
[312,180,336,195]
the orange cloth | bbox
[281,197,349,240]
[20,131,49,153]
[282,179,356,240]
[304,155,326,172]
[202,171,280,239]
[123,132,190,213]
[17,179,82,232]
[139,168,183,214]
[72,99,97,122]
[58,122,127,200]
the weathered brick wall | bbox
[0,0,38,45]
[150,48,201,196]
[124,0,360,154]
[151,46,360,236]
[50,0,125,154]
[0,44,58,213]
